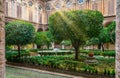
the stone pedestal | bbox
[0,0,5,78]
[85,57,98,64]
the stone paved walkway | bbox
[7,65,85,78]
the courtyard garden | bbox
[6,49,115,78]
[5,10,115,78]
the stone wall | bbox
[5,0,116,31]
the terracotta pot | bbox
[88,52,94,57]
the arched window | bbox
[55,3,61,9]
[17,5,22,18]
[46,5,51,10]
[28,1,33,6]
[78,0,84,4]
[45,28,49,31]
[29,10,33,21]
[37,28,43,32]
[38,5,42,11]
[39,13,42,24]
[66,0,72,7]
[5,2,8,16]
[11,0,15,3]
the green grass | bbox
[6,66,69,78]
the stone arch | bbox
[65,0,73,7]
[103,20,114,27]
[53,1,62,10]
[45,28,49,31]
[37,28,43,32]
[46,3,52,11]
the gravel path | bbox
[6,65,85,78]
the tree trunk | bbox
[75,47,79,60]
[17,45,21,61]
[98,43,101,49]
[72,40,80,60]
[0,0,5,78]
[93,45,94,50]
[37,45,41,49]
[101,43,104,52]
[116,0,120,77]
[47,45,49,49]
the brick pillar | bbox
[116,0,120,78]
[0,0,5,78]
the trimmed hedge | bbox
[80,50,115,57]
[39,52,73,56]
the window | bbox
[46,5,51,10]
[47,13,50,23]
[38,5,42,10]
[11,0,15,3]
[78,0,84,4]
[39,13,42,24]
[29,11,33,21]
[55,3,61,9]
[17,5,22,18]
[28,1,33,6]
[66,0,72,7]
[5,2,8,16]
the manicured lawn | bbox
[6,66,69,78]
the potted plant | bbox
[88,52,94,57]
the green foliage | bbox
[86,37,99,46]
[38,51,73,56]
[49,10,103,59]
[61,40,71,46]
[5,20,35,61]
[34,32,47,46]
[80,50,115,57]
[85,10,104,38]
[6,50,30,62]
[34,31,53,49]
[107,21,116,43]
[29,49,38,52]
[99,27,110,44]
[49,10,87,43]
[102,51,115,57]
[5,20,35,45]
[6,52,115,76]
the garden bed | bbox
[7,62,115,78]
[6,50,115,78]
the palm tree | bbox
[0,0,5,78]
[116,0,120,78]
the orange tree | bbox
[5,20,35,61]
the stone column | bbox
[0,0,5,78]
[116,0,120,78]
